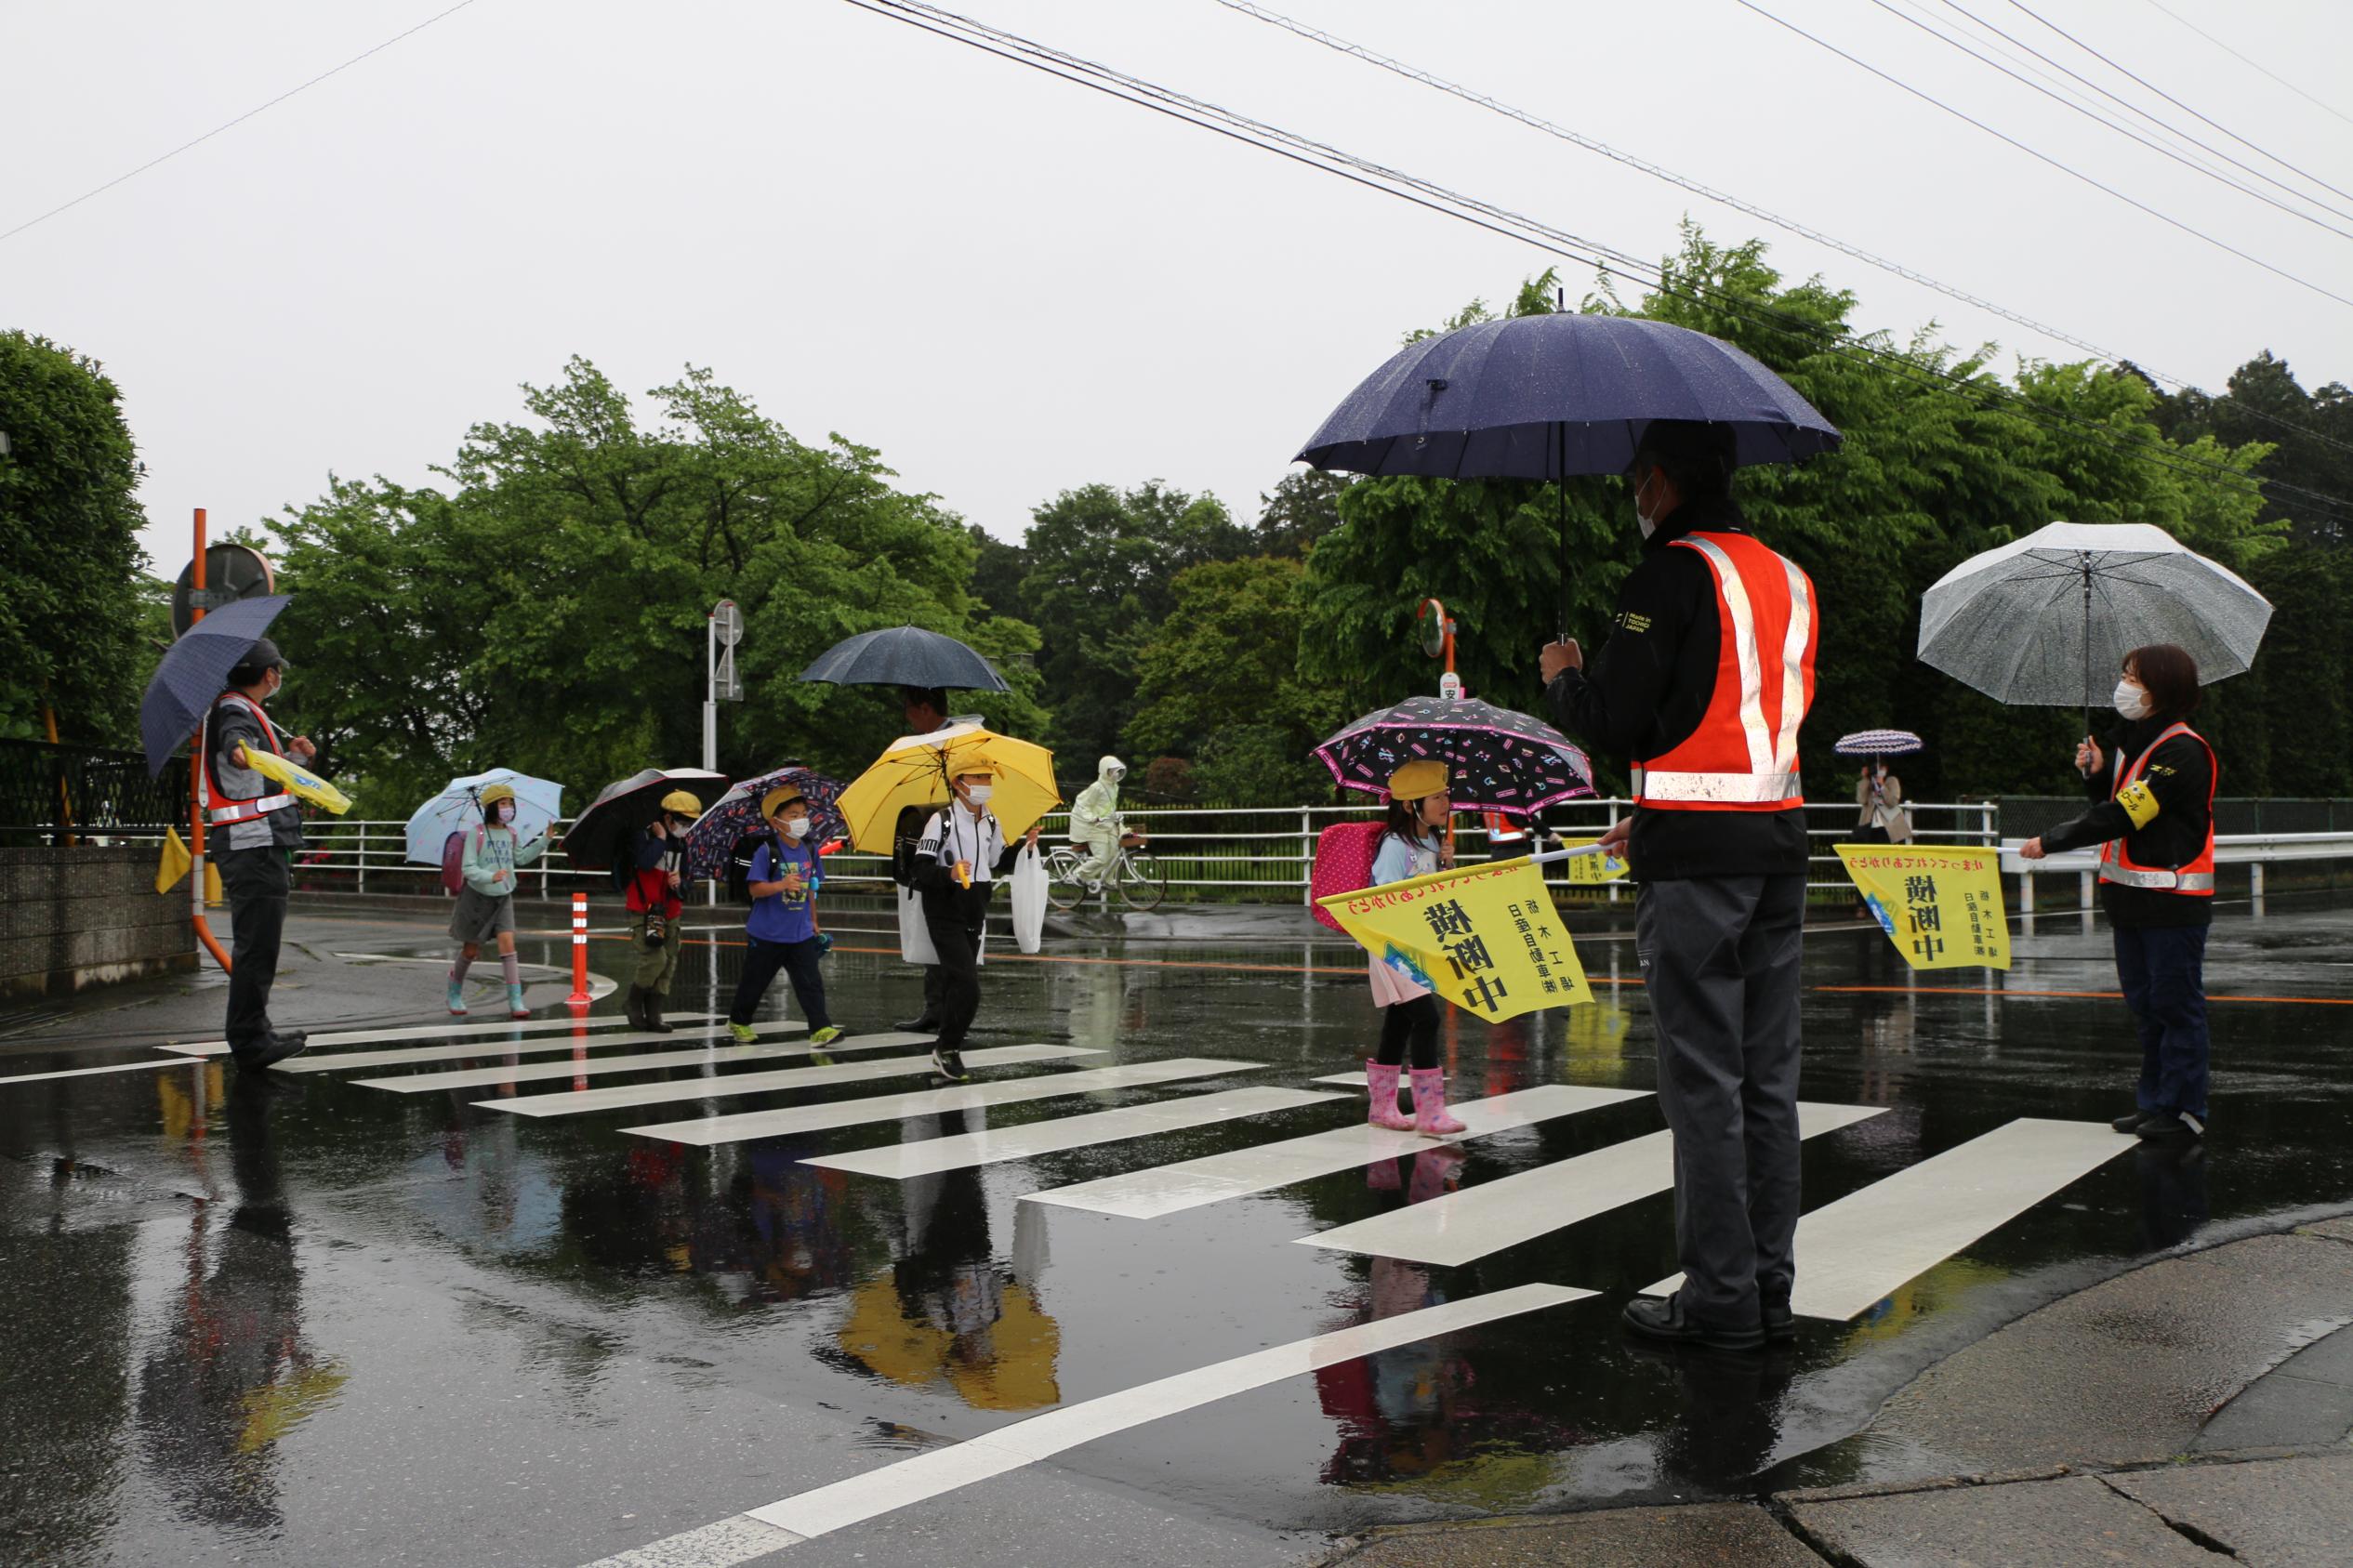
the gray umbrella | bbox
[799,626,1010,692]
[1918,522,2271,721]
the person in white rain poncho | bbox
[1069,755,1127,889]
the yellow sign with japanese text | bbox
[1317,857,1593,1022]
[1836,843,2011,970]
[1553,837,1630,885]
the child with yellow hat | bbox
[445,781,548,1019]
[1364,759,1467,1136]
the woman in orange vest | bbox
[2019,644,2215,1140]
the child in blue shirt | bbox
[728,784,843,1046]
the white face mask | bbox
[784,815,812,839]
[964,784,994,806]
[1633,468,1660,539]
[496,802,516,824]
[2113,679,2150,719]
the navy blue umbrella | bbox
[1296,312,1841,479]
[139,595,290,777]
[799,626,1010,692]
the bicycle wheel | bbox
[1045,847,1088,912]
[1116,850,1166,911]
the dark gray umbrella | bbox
[799,626,1010,692]
[560,768,730,870]
[139,595,290,776]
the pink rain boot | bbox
[1409,1067,1467,1137]
[1365,1061,1415,1131]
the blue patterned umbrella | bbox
[1315,696,1594,816]
[681,766,848,879]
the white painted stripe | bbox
[0,1056,209,1087]
[803,1087,1345,1179]
[1643,1117,2137,1321]
[581,1513,805,1568]
[1307,1101,1885,1268]
[351,1034,933,1095]
[156,1012,720,1058]
[626,1058,1262,1147]
[271,1021,804,1075]
[486,1045,1103,1120]
[1024,1084,1648,1219]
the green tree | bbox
[1254,469,1350,558]
[0,333,153,744]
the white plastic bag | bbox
[1011,843,1047,955]
[897,885,937,966]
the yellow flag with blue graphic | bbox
[1317,857,1593,1022]
[1836,843,2011,970]
[244,748,353,815]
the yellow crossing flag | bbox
[155,827,192,894]
[245,749,353,815]
[1317,857,1593,1022]
[1836,843,2011,970]
[1553,837,1630,885]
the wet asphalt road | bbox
[2,895,2349,1567]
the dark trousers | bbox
[730,935,831,1031]
[1635,873,1806,1330]
[218,846,291,1054]
[922,896,985,1051]
[2113,923,2210,1119]
[1376,995,1440,1070]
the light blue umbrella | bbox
[405,770,565,866]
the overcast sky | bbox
[7,0,2351,582]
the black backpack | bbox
[729,831,785,904]
[891,805,930,889]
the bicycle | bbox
[1044,821,1166,912]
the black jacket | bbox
[2042,718,2214,929]
[912,806,1023,923]
[1543,494,1811,881]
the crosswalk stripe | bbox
[1643,1116,2137,1321]
[801,1087,1347,1179]
[623,1058,1263,1148]
[586,1282,1589,1562]
[483,1045,1102,1120]
[1303,1101,1885,1268]
[267,1021,804,1074]
[155,1012,720,1057]
[0,1057,210,1087]
[350,1033,935,1095]
[1020,1084,1650,1219]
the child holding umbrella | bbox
[445,782,546,1018]
[1365,760,1468,1137]
[727,784,845,1048]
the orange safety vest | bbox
[204,692,297,826]
[2097,722,2215,895]
[1633,532,1817,812]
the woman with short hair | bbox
[2019,643,2216,1140]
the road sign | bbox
[712,599,744,649]
[172,544,274,634]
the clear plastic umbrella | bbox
[405,770,565,865]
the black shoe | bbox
[2112,1109,2154,1133]
[234,1032,308,1071]
[1621,1294,1766,1351]
[644,995,674,1034]
[624,986,648,1030]
[2137,1111,2204,1140]
[1763,1299,1796,1341]
[931,1048,969,1083]
[897,1014,940,1034]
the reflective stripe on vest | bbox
[206,691,289,826]
[1634,534,1817,811]
[2096,721,2216,896]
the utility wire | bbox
[1212,0,2353,460]
[0,1,480,246]
[838,0,2353,527]
[1862,0,2353,239]
[1730,0,2353,310]
[2136,0,2353,132]
[1986,0,2353,211]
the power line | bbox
[1211,0,2353,462]
[1730,0,2353,310]
[1987,0,2353,211]
[836,0,2353,529]
[1859,0,2353,240]
[2137,0,2353,131]
[0,1,481,247]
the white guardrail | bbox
[2003,831,2353,910]
[256,800,2004,904]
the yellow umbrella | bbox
[838,723,1060,852]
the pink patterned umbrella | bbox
[1315,696,1594,816]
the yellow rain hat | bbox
[1387,759,1448,802]
[760,784,807,818]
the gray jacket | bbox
[205,693,306,853]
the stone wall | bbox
[1,846,194,998]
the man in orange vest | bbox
[204,638,316,1070]
[1540,421,1818,1352]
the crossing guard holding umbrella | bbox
[1540,419,1822,1352]
[207,636,318,1072]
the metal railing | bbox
[2002,830,2353,913]
[0,740,191,848]
[268,799,2002,904]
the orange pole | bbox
[189,509,232,973]
[566,891,591,1011]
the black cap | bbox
[228,637,286,685]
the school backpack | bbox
[440,826,486,895]
[1308,820,1386,933]
[728,830,783,904]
